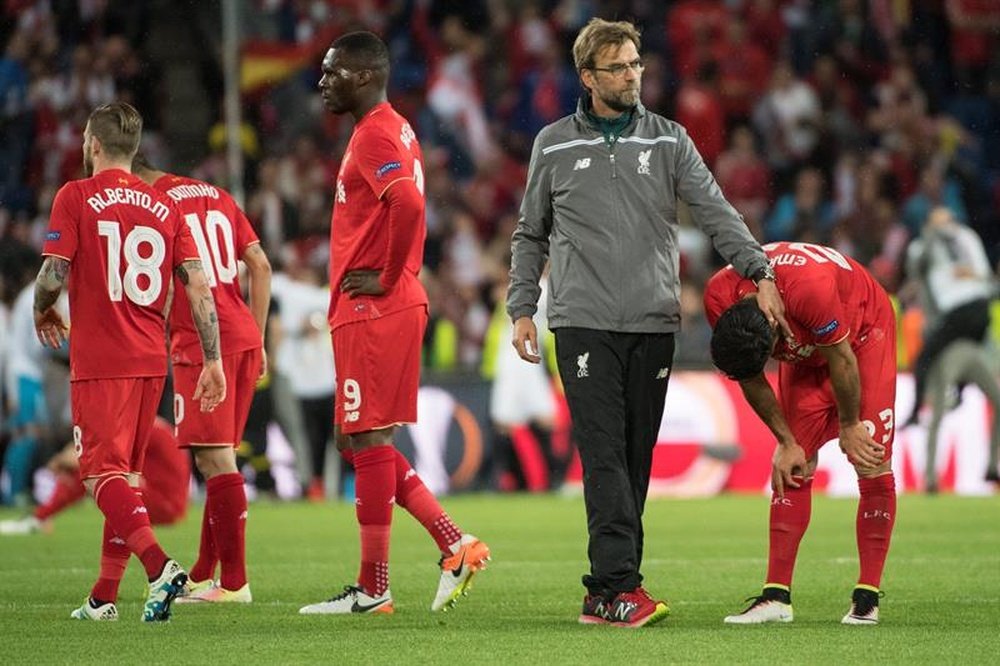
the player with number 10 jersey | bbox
[328,101,428,433]
[136,163,270,603]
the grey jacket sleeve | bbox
[507,135,553,322]
[672,126,769,279]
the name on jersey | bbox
[375,161,402,180]
[87,187,170,222]
[164,183,220,202]
[771,253,807,267]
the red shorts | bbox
[71,376,166,479]
[173,348,262,448]
[779,307,897,462]
[332,305,427,435]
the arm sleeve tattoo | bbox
[34,257,70,312]
[176,259,221,362]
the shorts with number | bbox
[332,305,427,435]
[173,348,262,448]
[72,376,166,479]
[779,302,897,462]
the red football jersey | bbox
[153,174,262,365]
[42,168,200,380]
[327,102,428,329]
[704,241,889,367]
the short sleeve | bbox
[353,127,414,199]
[703,269,739,328]
[784,277,849,346]
[225,192,259,255]
[170,205,201,268]
[42,184,81,262]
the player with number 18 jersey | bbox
[328,101,428,434]
[42,168,199,478]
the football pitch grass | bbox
[2,493,998,664]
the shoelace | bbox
[327,585,362,602]
[739,595,769,612]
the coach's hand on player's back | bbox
[838,421,885,469]
[512,316,541,364]
[194,359,227,412]
[34,306,69,349]
[341,269,386,297]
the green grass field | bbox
[2,493,998,664]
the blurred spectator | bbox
[902,162,968,236]
[765,167,834,243]
[674,61,725,168]
[714,125,772,240]
[752,59,821,182]
[714,14,771,123]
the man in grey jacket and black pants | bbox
[507,18,789,628]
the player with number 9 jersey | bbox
[328,101,428,434]
[42,168,199,380]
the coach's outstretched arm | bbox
[817,340,886,470]
[176,258,226,412]
[33,256,71,348]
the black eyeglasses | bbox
[589,60,644,77]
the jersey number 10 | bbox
[184,211,238,287]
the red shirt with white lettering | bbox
[152,174,262,365]
[704,242,888,367]
[327,102,428,329]
[42,168,199,380]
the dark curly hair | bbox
[710,300,776,380]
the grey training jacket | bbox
[508,100,770,333]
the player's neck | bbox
[351,94,388,123]
[93,159,132,176]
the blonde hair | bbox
[87,102,143,159]
[572,18,641,73]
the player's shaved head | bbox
[331,31,390,73]
[711,299,776,380]
[86,102,143,159]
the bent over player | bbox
[34,102,225,622]
[299,31,489,616]
[134,156,271,603]
[705,241,897,626]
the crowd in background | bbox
[2,0,999,503]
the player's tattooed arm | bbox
[34,256,70,312]
[176,259,221,361]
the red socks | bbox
[35,472,86,521]
[353,446,396,596]
[856,474,896,589]
[94,476,167,580]
[188,503,217,583]
[342,447,463,555]
[90,520,130,603]
[765,477,813,588]
[392,449,462,554]
[206,472,248,591]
